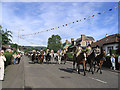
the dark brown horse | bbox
[95,49,106,74]
[86,50,96,74]
[87,48,106,74]
[76,52,87,76]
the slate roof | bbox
[91,34,120,48]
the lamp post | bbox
[0,26,2,50]
[17,29,24,51]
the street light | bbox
[17,29,24,51]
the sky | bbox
[1,1,119,47]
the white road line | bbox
[89,77,107,84]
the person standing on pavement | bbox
[13,52,17,64]
[0,50,6,81]
[17,53,21,64]
[111,54,116,70]
[118,55,120,70]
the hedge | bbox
[4,52,13,68]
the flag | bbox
[58,27,59,28]
[66,24,67,26]
[63,25,64,27]
[109,9,112,11]
[69,22,71,24]
[92,15,95,17]
[88,16,90,18]
[55,27,57,29]
[76,20,79,22]
[103,11,106,13]
[115,6,118,9]
[80,20,81,21]
[98,13,101,14]
[84,18,86,20]
[73,22,74,23]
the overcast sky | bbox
[1,1,119,46]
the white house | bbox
[91,34,120,55]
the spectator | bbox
[17,53,21,64]
[111,54,116,70]
[118,55,120,71]
[13,52,17,64]
[0,50,6,81]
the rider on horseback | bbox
[94,45,101,57]
[86,44,93,56]
[76,43,83,57]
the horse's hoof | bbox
[100,72,102,74]
[78,72,80,74]
[92,72,94,74]
[84,74,86,76]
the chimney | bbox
[81,34,85,41]
[105,34,108,37]
[71,38,74,45]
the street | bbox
[2,56,119,88]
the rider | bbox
[86,44,93,56]
[46,48,50,63]
[50,50,54,63]
[94,45,101,57]
[76,43,83,57]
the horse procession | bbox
[26,44,106,76]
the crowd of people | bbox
[28,48,67,64]
[12,52,23,64]
[0,50,24,81]
[28,44,120,72]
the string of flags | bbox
[19,37,42,45]
[21,5,119,37]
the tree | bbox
[47,35,63,52]
[0,25,12,45]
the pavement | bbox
[1,56,119,89]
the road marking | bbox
[89,77,107,84]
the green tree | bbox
[47,35,63,52]
[0,25,12,45]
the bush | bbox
[4,52,13,68]
[67,52,73,61]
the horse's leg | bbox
[77,63,80,74]
[83,60,86,76]
[85,61,87,71]
[100,61,103,74]
[88,63,91,72]
[73,56,75,69]
[91,62,94,74]
[97,62,100,72]
[93,61,96,72]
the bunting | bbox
[21,5,119,37]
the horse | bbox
[95,49,106,74]
[76,51,87,76]
[46,52,51,64]
[86,50,96,74]
[87,48,106,74]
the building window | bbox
[107,46,113,55]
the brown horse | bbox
[86,50,96,74]
[76,52,87,76]
[87,48,106,74]
[40,50,44,64]
[95,49,106,74]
